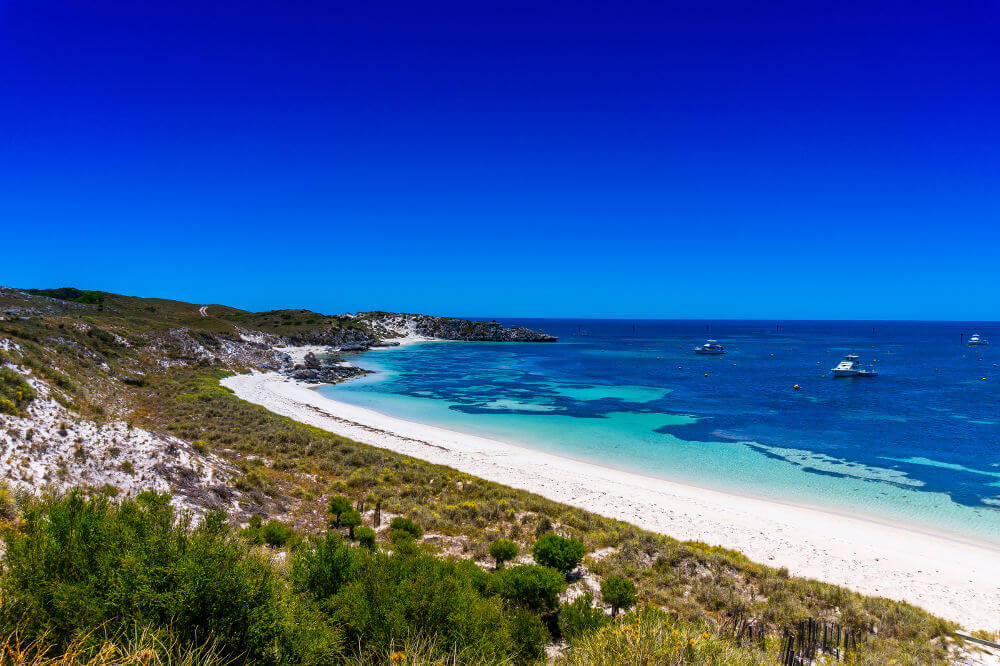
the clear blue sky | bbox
[1,0,997,319]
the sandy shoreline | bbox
[221,370,1000,630]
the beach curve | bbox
[221,370,1000,630]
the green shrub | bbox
[297,541,513,664]
[389,516,423,539]
[340,509,363,538]
[533,533,585,574]
[509,607,548,663]
[559,591,609,639]
[0,492,288,662]
[389,527,414,544]
[235,468,272,493]
[328,495,352,525]
[389,530,422,557]
[489,538,519,569]
[291,532,361,600]
[275,593,345,664]
[491,564,566,613]
[262,519,295,547]
[355,526,377,550]
[601,575,637,617]
[0,368,35,415]
[242,513,264,544]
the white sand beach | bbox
[221,370,1000,630]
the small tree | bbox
[340,509,362,539]
[490,564,566,613]
[354,526,377,550]
[532,534,585,575]
[328,496,352,526]
[600,575,637,617]
[489,539,518,569]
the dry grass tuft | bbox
[0,626,226,666]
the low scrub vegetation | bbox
[0,492,320,663]
[0,367,36,415]
[0,492,623,664]
[3,491,939,664]
[557,606,769,665]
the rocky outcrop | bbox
[286,365,372,384]
[275,349,372,384]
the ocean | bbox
[317,319,1000,545]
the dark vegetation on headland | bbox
[0,286,970,663]
[226,309,557,347]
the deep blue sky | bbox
[1,1,998,319]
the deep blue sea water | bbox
[318,320,1000,545]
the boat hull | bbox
[695,349,726,355]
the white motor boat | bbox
[694,340,726,355]
[831,354,878,377]
[968,333,989,346]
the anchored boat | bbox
[694,340,727,355]
[831,354,878,377]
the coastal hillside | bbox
[216,306,556,348]
[0,285,986,664]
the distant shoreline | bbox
[222,367,1000,630]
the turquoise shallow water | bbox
[317,319,1000,545]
